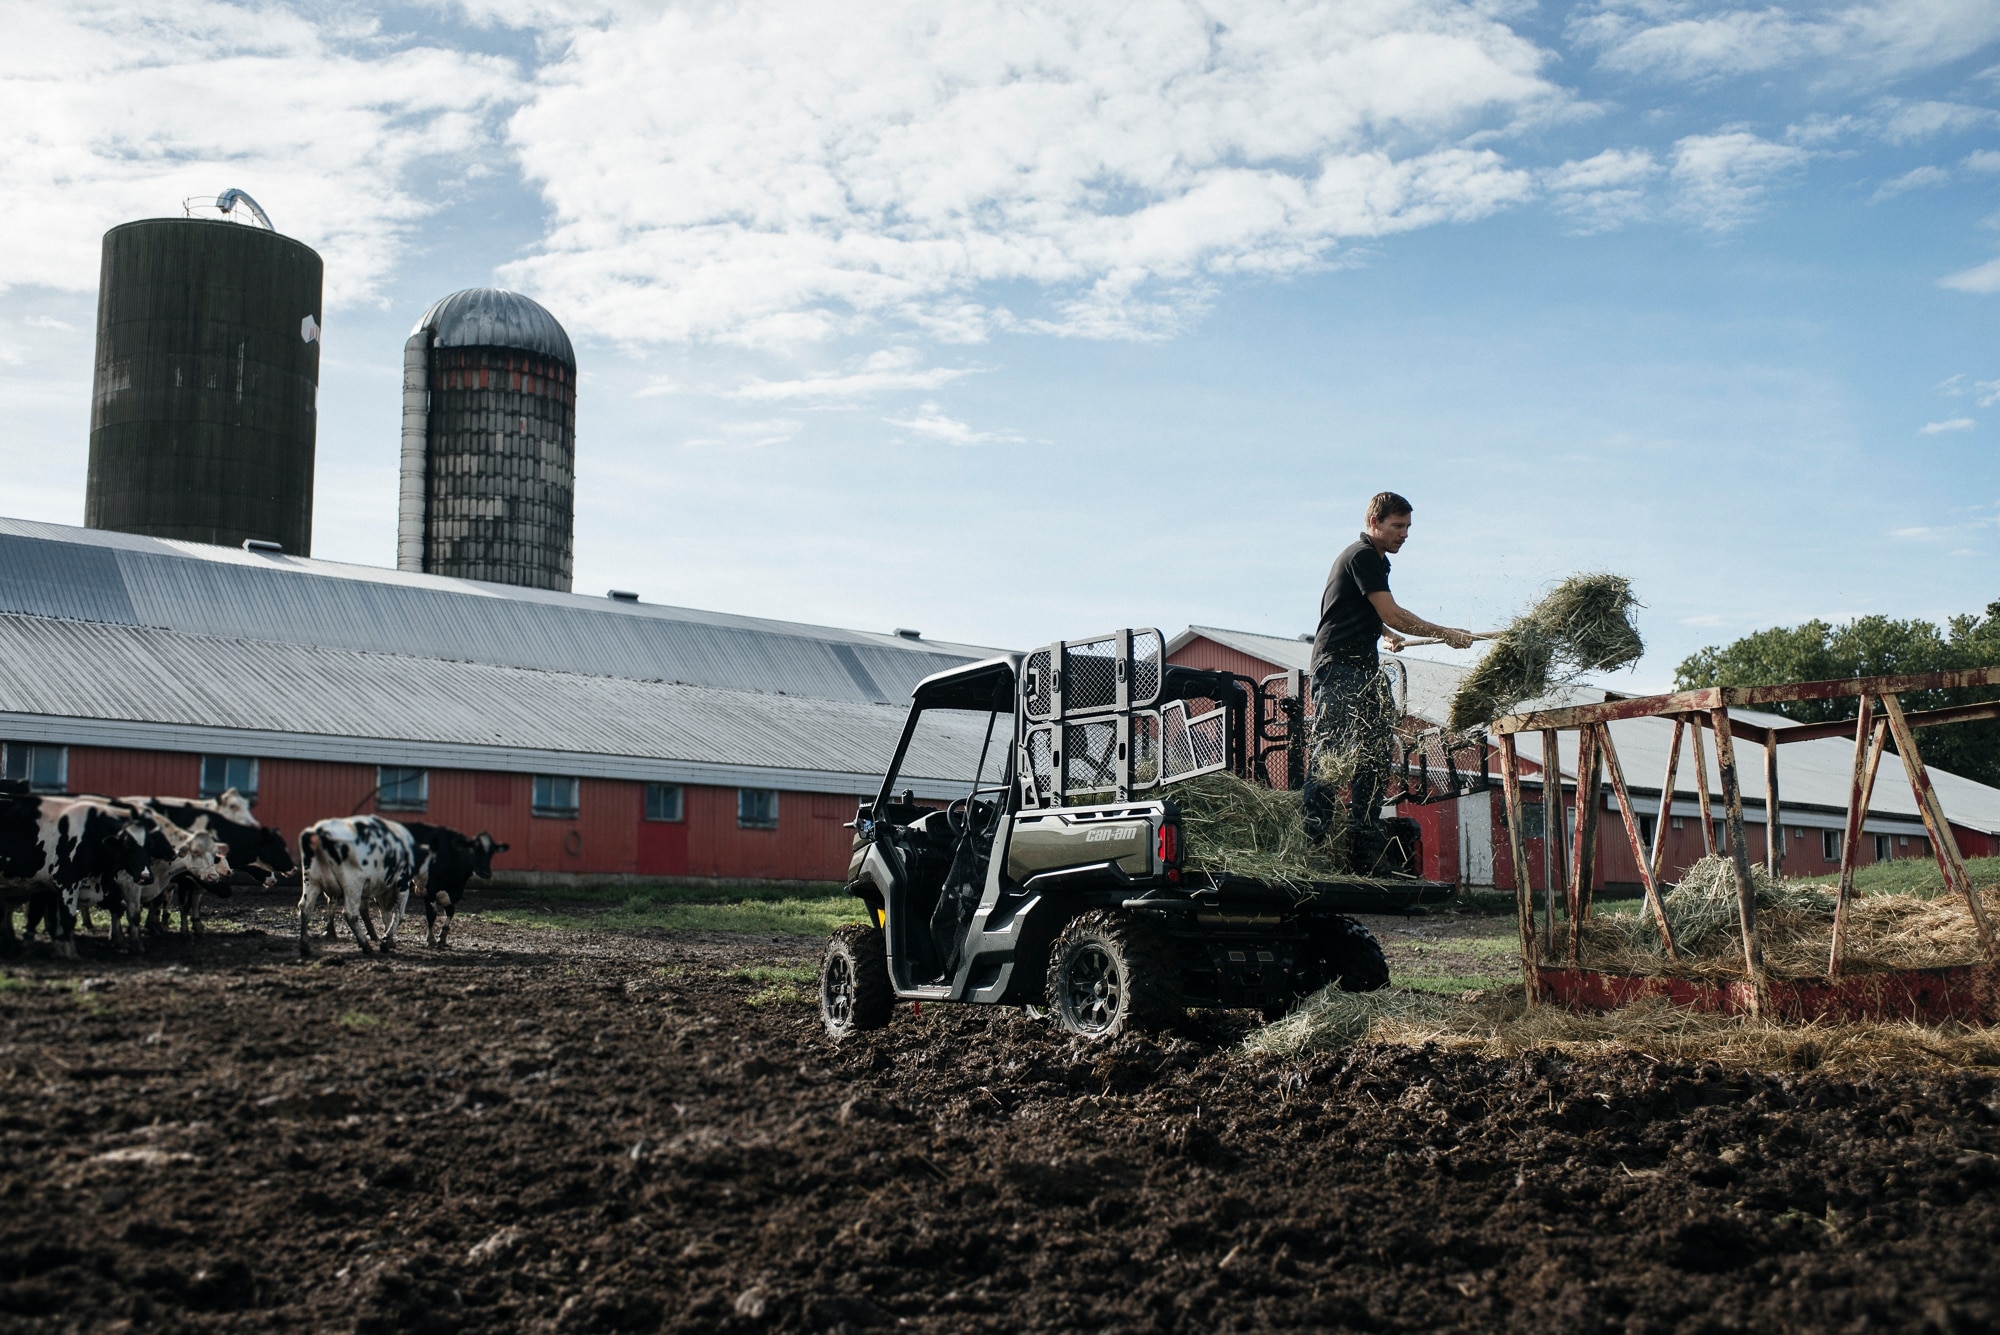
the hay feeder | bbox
[1489,666,2000,1024]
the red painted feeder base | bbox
[1537,964,2000,1025]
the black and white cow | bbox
[297,817,428,959]
[95,804,232,954]
[120,793,291,936]
[398,823,507,949]
[0,793,160,959]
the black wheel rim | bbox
[823,953,854,1028]
[1062,942,1120,1035]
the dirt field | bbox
[4,897,1998,1333]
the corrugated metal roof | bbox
[415,288,576,367]
[0,614,990,795]
[0,519,1000,706]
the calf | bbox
[296,817,427,959]
[399,823,507,948]
[0,794,158,959]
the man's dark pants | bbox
[1302,659,1394,846]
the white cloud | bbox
[1544,148,1662,231]
[728,348,979,403]
[1668,132,1808,231]
[1878,99,1999,143]
[1873,165,1951,200]
[1965,150,2000,173]
[1979,379,2000,406]
[680,417,801,449]
[1920,417,1976,433]
[497,0,1561,346]
[884,402,1020,445]
[1941,257,2000,293]
[0,1,518,308]
[1575,1,2000,85]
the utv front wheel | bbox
[820,924,892,1039]
[1045,911,1177,1040]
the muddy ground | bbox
[3,897,1997,1334]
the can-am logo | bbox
[1084,827,1137,843]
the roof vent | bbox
[894,628,922,640]
[242,539,283,554]
[607,590,639,602]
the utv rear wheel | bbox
[1311,915,1390,993]
[1045,911,1177,1040]
[820,924,892,1039]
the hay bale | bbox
[1446,573,1643,732]
[1169,770,1351,888]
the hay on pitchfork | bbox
[1446,573,1644,732]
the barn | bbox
[0,516,1000,885]
[1167,625,2000,892]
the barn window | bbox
[1637,814,1656,848]
[201,755,258,801]
[738,788,778,829]
[1822,829,1841,861]
[1875,834,1891,862]
[532,774,580,817]
[377,766,428,811]
[1,742,67,793]
[644,783,684,822]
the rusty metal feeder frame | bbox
[1489,667,2000,1018]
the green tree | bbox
[1674,601,2000,789]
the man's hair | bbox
[1365,491,1413,524]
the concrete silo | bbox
[397,289,577,592]
[86,197,323,555]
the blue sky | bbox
[3,1,1997,691]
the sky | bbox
[2,0,1997,692]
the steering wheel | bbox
[946,796,972,838]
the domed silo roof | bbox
[413,288,575,368]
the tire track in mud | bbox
[1,908,1997,1333]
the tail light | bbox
[1156,821,1180,866]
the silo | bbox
[397,289,577,592]
[86,204,322,555]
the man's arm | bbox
[1368,591,1475,649]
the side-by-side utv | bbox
[818,629,1476,1040]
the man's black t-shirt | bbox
[1310,534,1391,669]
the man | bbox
[1302,492,1475,862]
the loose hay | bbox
[1576,854,1998,979]
[1447,573,1644,731]
[1245,985,2000,1072]
[1169,770,1353,888]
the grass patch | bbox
[1796,854,2000,900]
[745,983,811,1007]
[0,974,22,992]
[338,1010,384,1030]
[496,881,844,907]
[732,965,816,984]
[486,894,867,939]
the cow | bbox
[296,817,427,959]
[96,806,232,954]
[0,793,160,959]
[123,792,294,935]
[398,823,507,949]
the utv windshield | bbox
[873,658,1017,813]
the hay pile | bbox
[1447,573,1644,732]
[1577,855,1997,979]
[1169,770,1352,889]
[1244,985,2000,1071]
